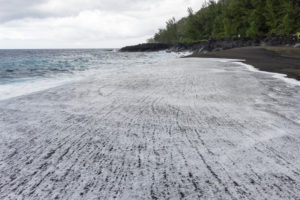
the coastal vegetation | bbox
[149,0,300,44]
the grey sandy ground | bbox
[191,47,300,81]
[0,58,300,200]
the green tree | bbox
[150,0,300,43]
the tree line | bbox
[149,0,300,44]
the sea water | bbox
[0,49,183,100]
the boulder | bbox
[294,43,300,48]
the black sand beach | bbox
[190,46,300,81]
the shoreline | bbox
[188,46,300,81]
[1,58,299,199]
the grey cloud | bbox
[0,0,203,48]
[0,0,160,23]
[0,0,48,22]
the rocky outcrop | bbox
[119,43,173,52]
[262,35,299,46]
[294,43,300,48]
[193,38,260,53]
[120,35,300,53]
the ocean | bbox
[0,49,183,100]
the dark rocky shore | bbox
[120,35,300,80]
[192,46,300,81]
[120,35,300,53]
[120,43,173,52]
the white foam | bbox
[0,72,90,101]
[235,61,300,86]
[1,57,299,199]
[0,78,70,101]
[192,57,300,86]
[0,51,182,101]
[2,54,298,101]
[0,65,129,101]
[204,57,300,86]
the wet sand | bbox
[0,58,300,199]
[190,46,300,80]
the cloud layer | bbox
[0,0,204,48]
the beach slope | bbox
[0,58,300,199]
[190,46,300,80]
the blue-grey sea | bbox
[0,49,181,100]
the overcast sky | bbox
[0,0,204,49]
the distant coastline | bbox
[120,0,300,81]
[120,35,300,81]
